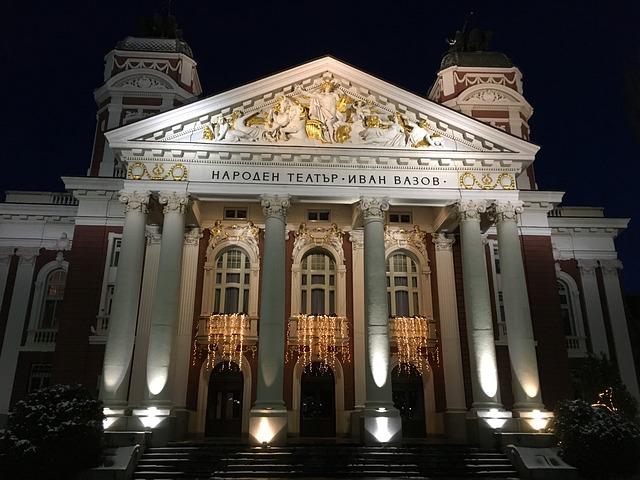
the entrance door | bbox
[205,362,243,436]
[300,362,336,437]
[392,364,426,437]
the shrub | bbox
[553,399,640,478]
[0,384,104,480]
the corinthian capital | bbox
[159,191,190,215]
[260,194,290,220]
[455,199,487,222]
[432,232,455,251]
[577,258,598,274]
[359,196,389,221]
[600,259,623,275]
[119,190,150,214]
[184,227,203,246]
[491,200,524,223]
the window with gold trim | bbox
[300,250,336,315]
[213,248,251,314]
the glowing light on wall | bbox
[192,314,256,370]
[373,417,393,443]
[286,314,350,370]
[254,417,275,444]
[479,352,498,398]
[370,335,390,387]
[478,408,511,430]
[133,407,170,429]
[389,315,439,375]
[102,365,125,391]
[102,407,124,430]
[521,409,553,431]
[147,374,167,396]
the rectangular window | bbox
[388,212,412,224]
[224,208,248,220]
[243,290,249,314]
[28,364,52,393]
[226,273,240,283]
[308,210,330,222]
[105,285,115,315]
[110,238,122,267]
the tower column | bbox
[577,259,610,357]
[101,191,150,406]
[360,197,401,444]
[457,199,502,409]
[0,248,39,425]
[493,201,544,411]
[146,192,190,404]
[600,260,640,400]
[249,194,290,445]
[432,233,467,440]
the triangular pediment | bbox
[106,56,538,158]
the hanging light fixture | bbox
[192,313,256,370]
[389,315,438,375]
[287,314,350,371]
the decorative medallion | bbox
[293,223,345,264]
[126,162,187,181]
[459,172,515,190]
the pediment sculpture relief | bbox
[202,81,444,148]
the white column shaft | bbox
[128,227,162,405]
[254,195,289,409]
[600,260,640,400]
[146,192,189,403]
[433,234,466,412]
[0,249,38,417]
[494,202,543,410]
[578,260,610,357]
[172,228,202,408]
[361,198,394,409]
[101,191,149,405]
[457,200,502,409]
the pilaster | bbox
[577,259,610,357]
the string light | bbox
[287,314,350,372]
[192,313,256,370]
[389,315,438,375]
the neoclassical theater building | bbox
[0,30,637,445]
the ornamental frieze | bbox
[207,220,260,261]
[384,224,429,261]
[127,162,187,181]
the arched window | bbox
[40,269,66,328]
[558,279,577,336]
[213,248,250,314]
[386,251,421,317]
[300,250,335,315]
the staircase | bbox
[133,442,519,479]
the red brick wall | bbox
[10,351,54,405]
[52,226,122,396]
[521,236,570,408]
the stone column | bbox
[172,228,203,408]
[128,226,162,406]
[0,248,14,307]
[0,248,39,424]
[349,230,366,411]
[493,201,544,410]
[457,199,502,409]
[249,194,290,445]
[146,192,189,404]
[432,233,467,439]
[600,260,640,400]
[360,197,401,444]
[577,259,610,357]
[101,191,150,406]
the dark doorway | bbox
[300,362,336,437]
[205,362,243,436]
[392,363,426,437]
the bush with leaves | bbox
[553,399,640,478]
[0,384,104,480]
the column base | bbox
[512,408,553,432]
[466,409,515,448]
[249,408,288,446]
[360,406,402,445]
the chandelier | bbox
[287,314,350,371]
[192,313,255,370]
[389,315,438,375]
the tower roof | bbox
[115,36,194,58]
[440,50,513,69]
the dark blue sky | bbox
[2,1,639,291]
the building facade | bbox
[0,33,637,445]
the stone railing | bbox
[89,316,110,344]
[24,328,57,350]
[566,335,588,358]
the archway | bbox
[205,362,244,436]
[300,362,336,437]
[392,363,426,437]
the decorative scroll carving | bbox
[600,259,623,275]
[127,162,187,181]
[459,172,515,190]
[208,220,260,261]
[491,201,524,223]
[260,194,290,220]
[385,225,429,260]
[455,199,487,222]
[577,259,598,275]
[119,190,150,214]
[359,197,389,221]
[293,223,345,264]
[116,75,170,90]
[348,230,364,250]
[432,232,455,251]
[159,192,190,214]
[184,227,203,246]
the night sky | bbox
[2,1,640,291]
